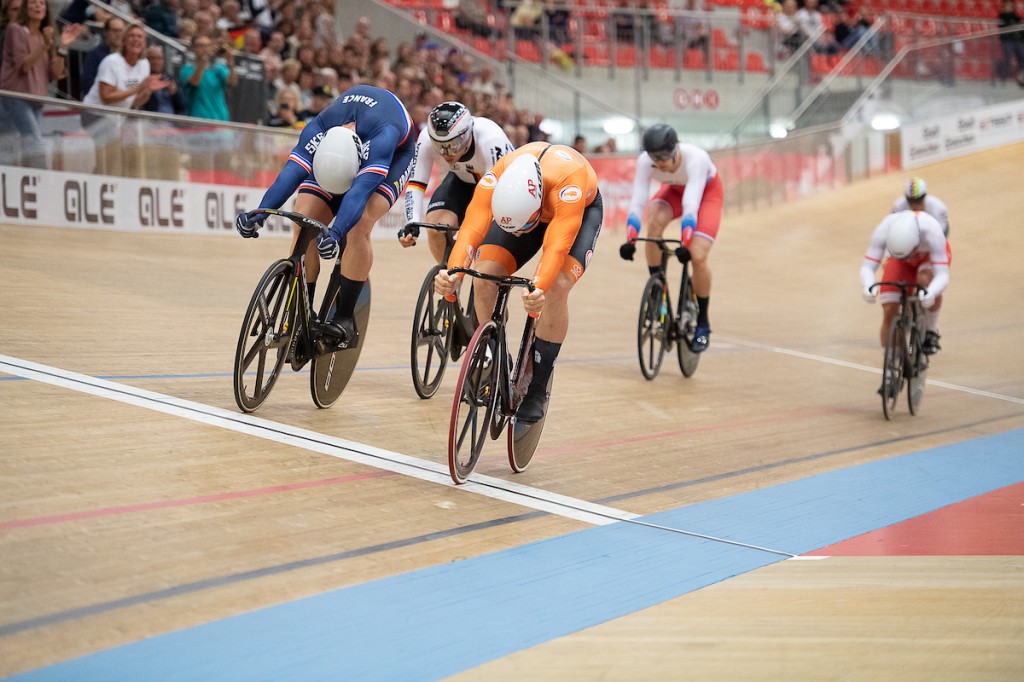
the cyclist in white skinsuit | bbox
[860,209,951,392]
[400,101,515,264]
[891,177,950,236]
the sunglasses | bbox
[649,149,675,162]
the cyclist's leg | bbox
[290,193,335,291]
[916,265,942,353]
[424,174,474,264]
[465,257,510,327]
[644,199,674,273]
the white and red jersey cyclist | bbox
[627,142,720,244]
[404,116,515,224]
[860,209,950,306]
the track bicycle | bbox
[869,281,929,420]
[232,208,370,413]
[446,267,551,484]
[621,237,701,380]
[397,222,476,399]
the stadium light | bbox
[870,113,901,131]
[603,117,635,136]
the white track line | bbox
[0,355,635,527]
[723,336,1024,406]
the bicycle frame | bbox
[870,280,929,418]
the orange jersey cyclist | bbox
[434,142,603,424]
[621,124,723,353]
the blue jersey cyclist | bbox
[235,84,416,346]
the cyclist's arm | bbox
[859,220,889,289]
[922,220,950,297]
[404,129,436,224]
[256,120,326,209]
[626,154,654,229]
[446,171,497,271]
[331,125,403,237]
[533,176,588,291]
[680,149,713,220]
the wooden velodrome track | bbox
[1,143,1023,680]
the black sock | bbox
[306,282,316,308]
[333,276,364,321]
[529,338,561,394]
[648,265,663,277]
[697,296,710,327]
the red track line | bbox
[0,471,395,530]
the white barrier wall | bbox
[901,99,1024,169]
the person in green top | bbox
[180,34,236,120]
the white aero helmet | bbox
[312,126,363,195]
[427,101,474,157]
[886,211,921,260]
[905,177,927,201]
[491,153,543,235]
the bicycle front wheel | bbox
[881,315,906,420]
[233,259,297,413]
[676,272,701,378]
[410,265,452,400]
[907,325,928,415]
[449,321,500,484]
[637,276,669,380]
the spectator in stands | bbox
[681,0,708,52]
[0,0,22,71]
[266,86,305,128]
[997,0,1024,85]
[0,0,81,168]
[611,0,635,42]
[180,33,237,120]
[217,0,247,34]
[140,45,184,115]
[273,55,301,102]
[80,16,123,98]
[510,0,543,40]
[192,10,216,40]
[241,27,262,56]
[260,29,285,62]
[243,0,277,39]
[833,6,871,50]
[776,0,805,55]
[143,0,178,39]
[546,1,571,45]
[796,0,839,55]
[81,23,164,174]
[456,0,492,37]
[177,17,196,46]
[573,134,587,154]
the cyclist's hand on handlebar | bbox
[316,231,340,260]
[675,245,691,263]
[918,289,936,309]
[522,286,545,316]
[398,232,417,248]
[619,242,636,260]
[862,286,877,304]
[235,210,266,238]
[434,269,458,298]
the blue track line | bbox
[8,428,1023,681]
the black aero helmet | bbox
[642,123,678,161]
[428,101,474,157]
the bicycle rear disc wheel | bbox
[233,259,296,413]
[637,276,668,380]
[676,274,701,378]
[881,316,905,420]
[907,328,927,415]
[310,280,371,409]
[410,265,452,399]
[508,374,553,474]
[449,321,500,484]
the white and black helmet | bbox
[428,101,474,157]
[886,211,921,260]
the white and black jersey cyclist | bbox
[401,101,515,264]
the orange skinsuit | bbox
[447,142,599,292]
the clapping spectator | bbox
[0,0,81,167]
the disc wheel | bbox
[881,316,905,420]
[637,276,669,380]
[907,326,927,415]
[310,280,371,409]
[233,259,297,413]
[676,274,701,378]
[410,265,453,399]
[508,373,553,474]
[448,321,500,484]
